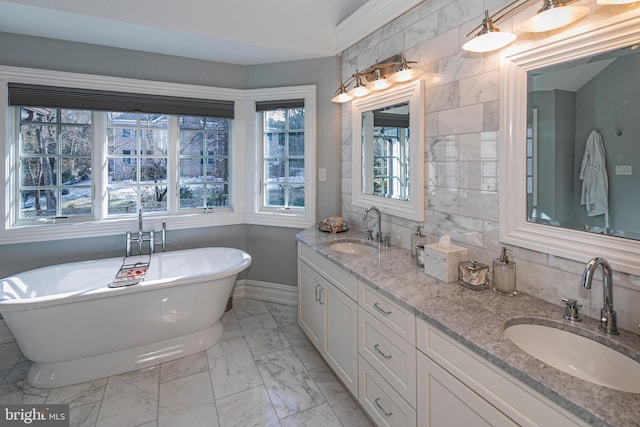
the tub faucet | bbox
[125,209,167,256]
[581,257,618,335]
[363,206,382,244]
[138,208,144,237]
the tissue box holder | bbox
[424,243,468,282]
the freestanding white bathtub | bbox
[0,247,251,388]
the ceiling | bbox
[0,0,372,65]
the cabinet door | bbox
[417,351,518,427]
[298,260,323,349]
[323,284,358,396]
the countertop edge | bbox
[296,229,640,427]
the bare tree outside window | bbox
[106,113,168,214]
[19,108,92,219]
[263,107,305,209]
[179,116,230,209]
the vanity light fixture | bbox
[463,0,598,53]
[519,0,589,32]
[462,11,518,53]
[331,84,353,103]
[332,54,422,103]
[366,68,394,91]
[386,54,424,83]
[347,76,372,98]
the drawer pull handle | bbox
[319,286,326,305]
[374,344,392,359]
[374,398,393,417]
[373,302,392,316]
[315,284,321,301]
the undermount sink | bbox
[505,323,640,393]
[328,239,378,255]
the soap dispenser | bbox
[411,225,426,262]
[492,247,516,296]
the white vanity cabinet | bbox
[357,283,417,427]
[297,245,358,395]
[416,318,588,427]
[297,243,592,427]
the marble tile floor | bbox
[0,298,374,427]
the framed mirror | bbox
[500,9,640,275]
[352,80,424,221]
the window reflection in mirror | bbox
[526,43,640,241]
[361,102,410,201]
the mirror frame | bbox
[500,8,640,275]
[352,79,424,221]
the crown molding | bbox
[335,0,423,53]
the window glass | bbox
[179,116,231,209]
[106,112,169,214]
[18,107,93,219]
[262,107,305,209]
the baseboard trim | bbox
[233,279,298,306]
[0,320,15,344]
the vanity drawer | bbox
[359,306,416,406]
[298,244,357,299]
[358,281,416,344]
[359,356,417,427]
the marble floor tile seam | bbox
[0,300,373,427]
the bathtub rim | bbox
[0,247,251,312]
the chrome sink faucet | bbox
[581,257,618,335]
[363,206,382,244]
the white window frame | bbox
[243,86,317,228]
[0,66,243,244]
[0,66,316,245]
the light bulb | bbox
[366,78,394,91]
[463,31,517,53]
[387,67,423,83]
[520,5,588,33]
[348,85,371,97]
[331,92,353,103]
[347,78,371,97]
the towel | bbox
[579,130,609,227]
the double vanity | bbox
[296,227,640,427]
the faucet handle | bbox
[561,298,582,322]
[365,229,374,241]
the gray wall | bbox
[574,53,640,234]
[0,32,343,287]
[531,89,576,224]
[246,56,342,222]
[0,31,246,88]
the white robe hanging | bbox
[579,130,609,227]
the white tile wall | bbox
[340,0,640,333]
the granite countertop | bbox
[296,227,640,427]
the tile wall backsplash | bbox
[340,0,640,332]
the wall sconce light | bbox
[332,54,423,103]
[461,0,631,53]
